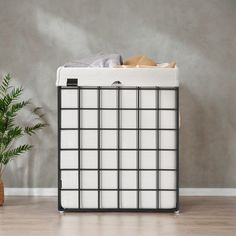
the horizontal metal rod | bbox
[60,148,177,151]
[60,107,176,111]
[60,128,176,131]
[60,188,177,191]
[60,168,176,171]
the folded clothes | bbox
[64,54,176,68]
[64,54,122,68]
[115,55,176,68]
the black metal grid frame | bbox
[58,86,179,212]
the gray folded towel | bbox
[64,54,122,68]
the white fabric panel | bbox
[61,110,78,128]
[159,131,175,149]
[61,171,78,189]
[101,130,117,149]
[160,110,176,129]
[81,89,97,108]
[140,110,156,128]
[101,90,117,108]
[101,151,117,169]
[121,131,137,149]
[160,171,176,189]
[121,171,137,189]
[61,130,78,149]
[121,151,137,169]
[81,151,98,169]
[61,191,78,208]
[140,90,156,108]
[81,191,98,208]
[159,151,176,169]
[80,130,97,148]
[140,151,156,169]
[121,90,136,108]
[160,191,176,209]
[160,90,175,109]
[101,171,117,189]
[61,89,78,108]
[81,171,98,189]
[121,191,137,208]
[140,191,156,208]
[101,191,117,208]
[121,110,137,128]
[101,110,117,128]
[140,171,156,189]
[60,151,78,169]
[140,131,156,149]
[81,110,97,128]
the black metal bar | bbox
[175,88,179,210]
[98,87,101,209]
[78,87,81,208]
[61,107,177,111]
[117,87,120,208]
[137,87,140,208]
[61,168,175,171]
[60,127,176,131]
[60,148,177,151]
[156,87,160,209]
[58,87,62,210]
[61,188,176,191]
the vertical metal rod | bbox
[58,87,62,210]
[175,88,179,210]
[98,87,101,209]
[156,87,160,209]
[78,87,81,208]
[137,87,140,209]
[117,87,120,208]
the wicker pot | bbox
[0,179,4,206]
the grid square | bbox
[81,171,98,189]
[121,191,137,208]
[61,110,78,128]
[101,110,117,128]
[121,151,137,169]
[80,130,98,148]
[61,171,78,189]
[101,191,117,208]
[140,171,156,189]
[81,151,98,169]
[61,130,78,149]
[101,151,117,169]
[140,131,156,149]
[121,171,137,189]
[159,171,176,189]
[140,151,156,169]
[81,110,97,128]
[160,90,176,109]
[81,191,98,208]
[121,90,136,108]
[159,151,176,169]
[121,110,136,128]
[159,191,176,209]
[140,110,156,129]
[60,151,78,169]
[140,90,156,108]
[101,171,117,189]
[121,131,137,149]
[61,191,78,208]
[101,89,117,108]
[61,89,78,108]
[140,191,156,208]
[101,130,117,149]
[81,89,97,108]
[159,131,175,149]
[160,110,176,129]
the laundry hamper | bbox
[57,66,179,212]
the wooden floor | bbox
[0,197,236,236]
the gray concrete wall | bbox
[0,0,236,188]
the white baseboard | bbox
[4,188,236,196]
[5,188,57,196]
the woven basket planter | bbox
[0,179,4,206]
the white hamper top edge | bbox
[56,66,179,87]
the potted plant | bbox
[0,74,46,206]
